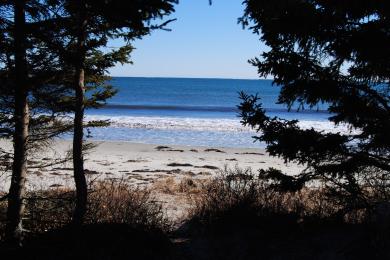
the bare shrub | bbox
[0,179,170,238]
[152,177,177,194]
[24,188,75,232]
[87,179,171,231]
[152,176,205,195]
[188,166,273,228]
[178,178,201,194]
[188,166,344,230]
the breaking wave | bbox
[84,115,353,134]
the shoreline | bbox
[0,138,303,191]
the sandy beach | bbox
[0,139,303,221]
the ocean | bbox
[84,77,340,148]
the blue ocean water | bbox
[85,77,333,148]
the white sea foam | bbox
[297,120,354,134]
[86,115,248,132]
[85,115,354,134]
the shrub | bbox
[187,166,359,233]
[87,179,171,231]
[0,179,170,239]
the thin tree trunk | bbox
[72,67,87,225]
[72,3,88,226]
[6,0,29,246]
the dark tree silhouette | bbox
[239,1,390,208]
[0,0,72,245]
[5,0,29,245]
[42,0,177,225]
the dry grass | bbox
[177,167,390,259]
[186,166,368,230]
[0,179,171,238]
[1,167,390,259]
[87,179,170,231]
[152,176,207,195]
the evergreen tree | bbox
[43,0,177,225]
[239,0,390,209]
[0,0,72,245]
[0,0,34,245]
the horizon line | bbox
[108,75,272,81]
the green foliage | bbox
[239,0,390,208]
[37,0,178,129]
[0,1,73,143]
[0,0,178,139]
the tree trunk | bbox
[72,67,87,225]
[72,3,88,226]
[6,0,29,246]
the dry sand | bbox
[0,139,303,221]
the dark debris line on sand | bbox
[204,148,226,153]
[155,146,184,152]
[167,163,219,170]
[195,165,219,170]
[234,152,264,156]
[167,163,194,167]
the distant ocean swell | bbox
[76,77,351,147]
[104,104,329,114]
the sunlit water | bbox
[79,77,344,148]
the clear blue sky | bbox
[108,0,267,79]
